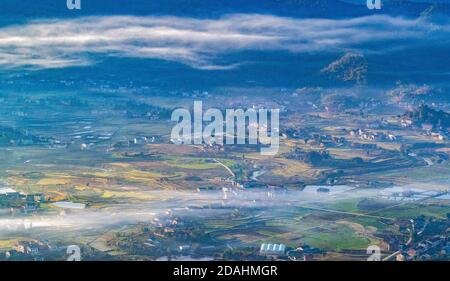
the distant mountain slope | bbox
[321,53,368,85]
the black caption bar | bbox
[2,261,447,281]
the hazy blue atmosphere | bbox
[0,0,449,262]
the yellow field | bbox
[271,159,317,178]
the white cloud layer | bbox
[0,14,444,70]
